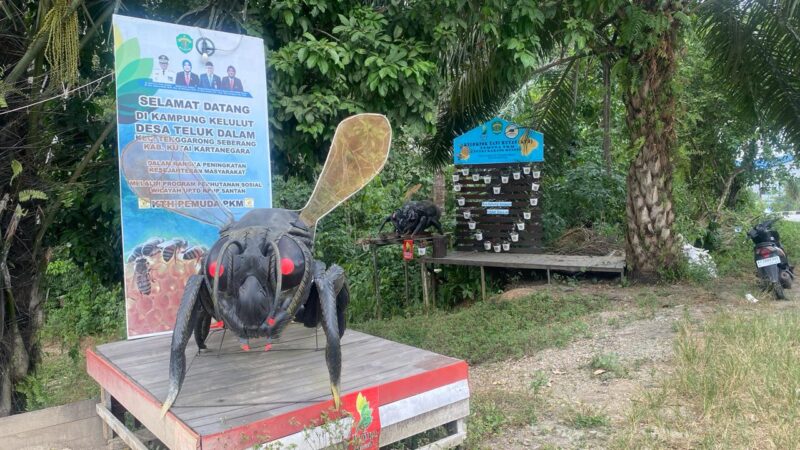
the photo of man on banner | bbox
[151,55,175,83]
[200,61,221,89]
[221,65,244,92]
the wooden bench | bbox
[422,251,627,301]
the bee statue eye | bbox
[276,236,305,289]
[205,238,239,291]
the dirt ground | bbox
[469,279,799,449]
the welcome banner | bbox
[112,15,271,338]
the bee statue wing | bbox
[299,114,392,228]
[120,137,235,229]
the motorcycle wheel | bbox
[781,270,793,289]
[774,282,787,300]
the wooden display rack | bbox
[453,163,544,253]
[86,324,469,449]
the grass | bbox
[589,352,628,379]
[529,370,550,394]
[16,346,99,411]
[16,333,120,412]
[466,389,539,447]
[353,291,609,364]
[568,405,610,429]
[614,310,800,448]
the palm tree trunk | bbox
[623,2,681,279]
[432,170,445,213]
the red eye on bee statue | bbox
[121,114,392,418]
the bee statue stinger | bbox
[121,114,392,418]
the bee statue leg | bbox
[193,286,214,350]
[312,261,349,409]
[161,274,207,418]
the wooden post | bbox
[480,266,486,302]
[421,261,429,311]
[547,268,551,284]
[100,388,114,441]
[403,259,410,307]
[95,403,149,450]
[371,246,382,320]
[431,265,437,309]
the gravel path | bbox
[469,284,721,449]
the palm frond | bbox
[423,23,538,167]
[517,60,581,159]
[698,0,800,148]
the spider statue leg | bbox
[312,260,349,409]
[430,217,444,234]
[411,216,430,236]
[161,274,208,418]
[378,214,394,234]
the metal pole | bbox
[371,246,382,320]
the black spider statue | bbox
[121,115,392,418]
[379,200,443,236]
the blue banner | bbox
[113,15,271,338]
[453,117,544,165]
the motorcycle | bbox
[746,217,794,300]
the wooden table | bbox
[87,324,469,449]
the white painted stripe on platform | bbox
[254,380,470,449]
[257,417,354,449]
[380,380,470,427]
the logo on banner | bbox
[176,33,193,53]
[196,37,216,56]
[402,240,414,260]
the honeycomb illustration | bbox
[125,257,201,336]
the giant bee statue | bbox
[379,200,443,236]
[121,115,392,417]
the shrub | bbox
[43,248,125,350]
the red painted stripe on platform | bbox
[379,360,469,406]
[86,349,201,450]
[201,360,469,450]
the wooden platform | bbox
[425,251,626,273]
[421,251,626,301]
[86,324,469,449]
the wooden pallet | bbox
[86,324,469,449]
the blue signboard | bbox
[113,15,271,338]
[453,117,544,165]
